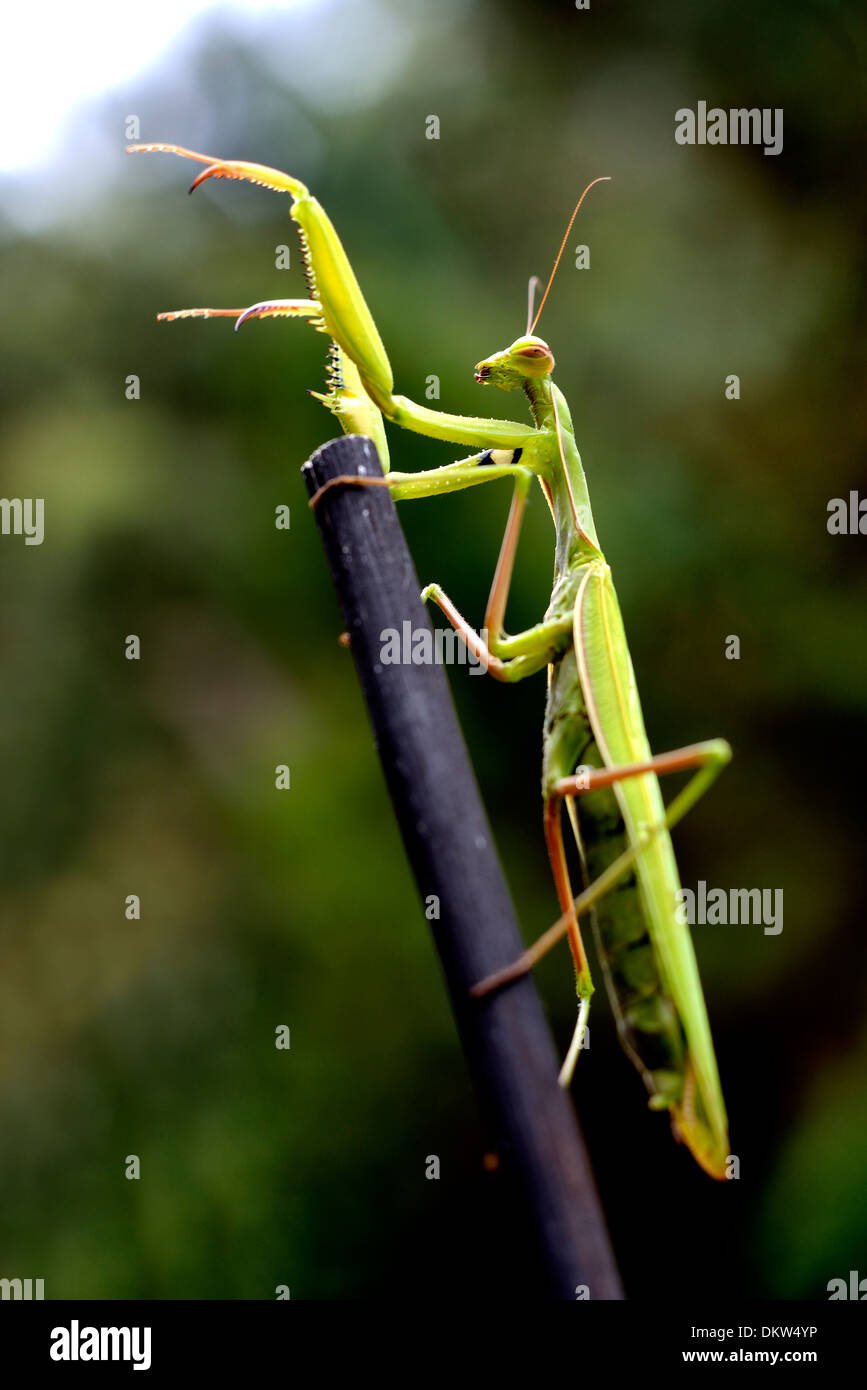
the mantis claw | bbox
[156,308,248,323]
[126,144,308,199]
[127,142,394,413]
[233,299,322,331]
[308,475,392,511]
[188,164,223,194]
[154,301,322,329]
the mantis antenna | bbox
[528,176,612,335]
[526,275,542,336]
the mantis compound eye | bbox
[512,338,555,375]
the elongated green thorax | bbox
[523,375,601,561]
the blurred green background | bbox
[0,0,865,1299]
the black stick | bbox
[303,434,623,1300]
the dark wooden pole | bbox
[303,434,623,1300]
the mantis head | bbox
[474,336,555,390]
[474,176,611,394]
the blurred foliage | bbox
[0,0,865,1298]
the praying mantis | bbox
[129,142,732,1178]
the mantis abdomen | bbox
[574,769,687,1094]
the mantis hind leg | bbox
[471,740,731,1076]
[544,796,594,1084]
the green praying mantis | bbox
[129,142,732,1179]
